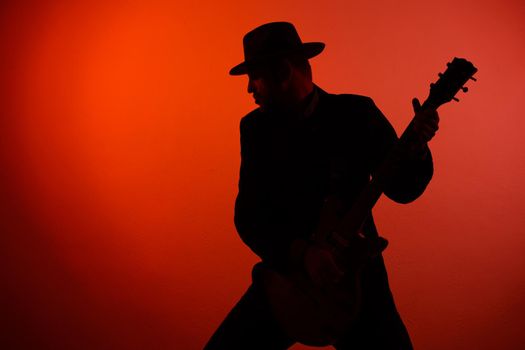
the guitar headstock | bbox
[425,57,478,109]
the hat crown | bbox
[243,22,304,62]
[229,21,324,75]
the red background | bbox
[1,1,524,349]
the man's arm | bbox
[234,114,294,268]
[365,98,435,203]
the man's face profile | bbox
[246,62,287,111]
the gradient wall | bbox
[1,0,524,349]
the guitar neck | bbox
[334,102,431,240]
[327,57,477,245]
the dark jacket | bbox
[234,85,433,270]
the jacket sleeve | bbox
[233,115,294,268]
[364,98,434,204]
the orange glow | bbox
[1,1,524,349]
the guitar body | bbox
[257,58,477,346]
[258,195,384,346]
[259,263,361,346]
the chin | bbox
[255,101,266,111]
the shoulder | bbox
[319,91,381,127]
[239,108,262,131]
[325,92,377,111]
[239,108,268,141]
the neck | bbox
[295,80,314,101]
[281,80,315,116]
[262,75,315,116]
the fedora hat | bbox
[229,22,325,76]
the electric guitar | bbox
[259,57,478,346]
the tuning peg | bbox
[470,76,477,82]
[461,87,468,93]
[452,97,459,102]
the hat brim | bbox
[229,42,325,76]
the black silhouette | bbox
[205,22,445,349]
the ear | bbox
[278,59,294,87]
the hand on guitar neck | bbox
[410,97,440,155]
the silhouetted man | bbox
[205,22,439,349]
